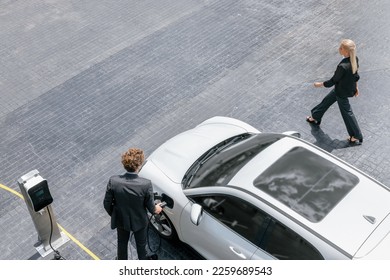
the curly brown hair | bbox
[121,148,145,172]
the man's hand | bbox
[314,82,323,88]
[154,204,163,214]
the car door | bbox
[253,218,324,260]
[180,191,274,260]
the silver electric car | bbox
[139,116,390,260]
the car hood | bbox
[147,117,259,184]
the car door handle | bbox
[229,246,247,259]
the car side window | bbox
[191,195,268,246]
[191,194,323,260]
[261,220,323,260]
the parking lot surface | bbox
[1,0,390,260]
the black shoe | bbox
[348,137,363,145]
[306,116,320,125]
[146,254,158,260]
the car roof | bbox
[229,136,390,257]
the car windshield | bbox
[183,133,285,189]
[253,146,359,222]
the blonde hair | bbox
[341,39,358,74]
[121,148,145,172]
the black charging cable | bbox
[46,207,66,260]
[128,200,166,259]
[147,201,167,254]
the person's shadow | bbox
[309,125,350,153]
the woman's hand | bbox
[354,87,359,97]
[314,82,323,88]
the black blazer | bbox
[103,173,155,232]
[323,57,360,98]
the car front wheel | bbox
[148,211,178,240]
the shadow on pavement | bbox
[309,125,351,152]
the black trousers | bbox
[117,227,148,260]
[311,89,363,140]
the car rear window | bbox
[253,146,359,222]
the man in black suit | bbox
[104,148,162,260]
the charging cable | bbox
[127,200,167,259]
[46,207,66,260]
[147,201,167,254]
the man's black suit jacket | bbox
[103,173,155,232]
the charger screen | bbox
[27,180,53,212]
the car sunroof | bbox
[253,146,359,222]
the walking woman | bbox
[306,39,363,145]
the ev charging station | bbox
[17,170,69,258]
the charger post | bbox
[17,169,69,258]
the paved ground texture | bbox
[1,0,390,260]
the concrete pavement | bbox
[1,0,390,260]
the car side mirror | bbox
[190,203,203,226]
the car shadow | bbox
[309,125,350,153]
